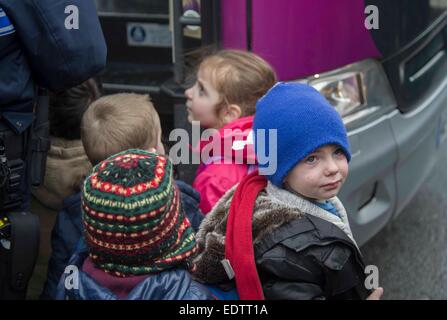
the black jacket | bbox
[255,214,370,300]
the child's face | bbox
[185,67,223,129]
[284,144,349,201]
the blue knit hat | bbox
[253,82,351,187]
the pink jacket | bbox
[193,116,257,214]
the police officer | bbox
[0,0,107,299]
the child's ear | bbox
[222,104,242,124]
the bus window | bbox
[95,0,169,15]
[366,0,447,57]
[182,0,202,40]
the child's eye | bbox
[334,148,345,157]
[305,155,317,164]
[198,84,205,96]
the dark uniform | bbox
[0,0,106,210]
[0,0,107,299]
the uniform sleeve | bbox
[0,0,107,91]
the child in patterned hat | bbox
[56,149,213,300]
[42,93,204,299]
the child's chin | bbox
[327,192,339,199]
[187,114,194,123]
[318,190,339,200]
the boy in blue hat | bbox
[192,83,383,300]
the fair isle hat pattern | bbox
[82,149,198,277]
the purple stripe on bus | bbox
[221,0,381,80]
[221,0,248,50]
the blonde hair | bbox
[199,49,277,116]
[81,93,161,165]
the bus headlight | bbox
[310,72,364,117]
[294,59,397,129]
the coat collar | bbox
[193,180,359,285]
[265,182,357,246]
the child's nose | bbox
[185,87,193,99]
[325,159,339,175]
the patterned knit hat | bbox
[82,149,198,277]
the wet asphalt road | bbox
[361,143,447,300]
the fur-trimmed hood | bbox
[193,181,356,284]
